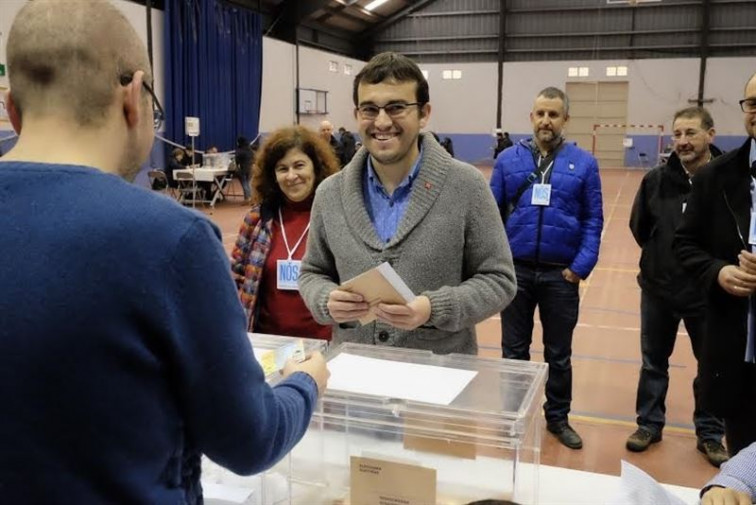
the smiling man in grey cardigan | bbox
[299,52,516,354]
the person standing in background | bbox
[627,106,727,467]
[493,130,513,159]
[338,126,357,166]
[490,86,604,450]
[235,136,254,202]
[319,119,343,163]
[231,125,339,340]
[673,71,756,458]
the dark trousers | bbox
[723,365,756,456]
[635,291,724,441]
[239,169,252,200]
[501,264,579,425]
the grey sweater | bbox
[299,133,516,355]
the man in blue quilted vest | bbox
[490,87,604,450]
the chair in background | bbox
[147,170,177,199]
[222,160,244,200]
[637,152,650,168]
[174,170,205,206]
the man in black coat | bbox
[674,71,756,457]
[338,126,356,167]
[493,131,513,159]
[234,136,253,201]
[319,120,343,164]
[628,107,727,466]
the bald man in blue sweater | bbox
[0,1,328,503]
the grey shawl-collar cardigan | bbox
[299,133,516,355]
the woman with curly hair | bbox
[231,125,340,339]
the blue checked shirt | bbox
[704,441,756,499]
[363,148,424,243]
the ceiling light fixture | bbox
[364,0,389,12]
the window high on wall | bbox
[606,66,628,76]
[568,67,590,77]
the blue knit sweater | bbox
[0,162,318,504]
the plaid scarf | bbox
[230,204,274,331]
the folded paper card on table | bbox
[606,460,688,505]
[340,262,415,325]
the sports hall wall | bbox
[1,1,753,169]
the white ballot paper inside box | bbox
[326,353,478,406]
[606,460,688,505]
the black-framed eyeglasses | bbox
[119,73,164,130]
[739,97,756,113]
[356,102,422,120]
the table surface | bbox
[203,463,701,505]
[173,166,228,181]
[537,464,699,504]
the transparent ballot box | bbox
[202,333,328,505]
[280,343,547,505]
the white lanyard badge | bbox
[276,207,310,291]
[532,155,554,207]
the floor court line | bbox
[569,413,695,434]
[480,344,688,368]
[579,170,630,302]
[485,315,690,338]
[592,266,640,274]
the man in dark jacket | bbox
[235,136,253,201]
[338,126,357,167]
[319,120,343,163]
[490,87,604,450]
[628,106,727,467]
[673,71,756,458]
[493,131,513,159]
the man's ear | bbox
[123,70,145,130]
[6,91,22,134]
[419,103,431,129]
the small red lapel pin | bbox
[425,182,432,190]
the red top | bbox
[255,194,332,341]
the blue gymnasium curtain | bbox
[164,0,262,152]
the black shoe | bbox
[697,439,729,468]
[547,422,583,449]
[626,427,662,452]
